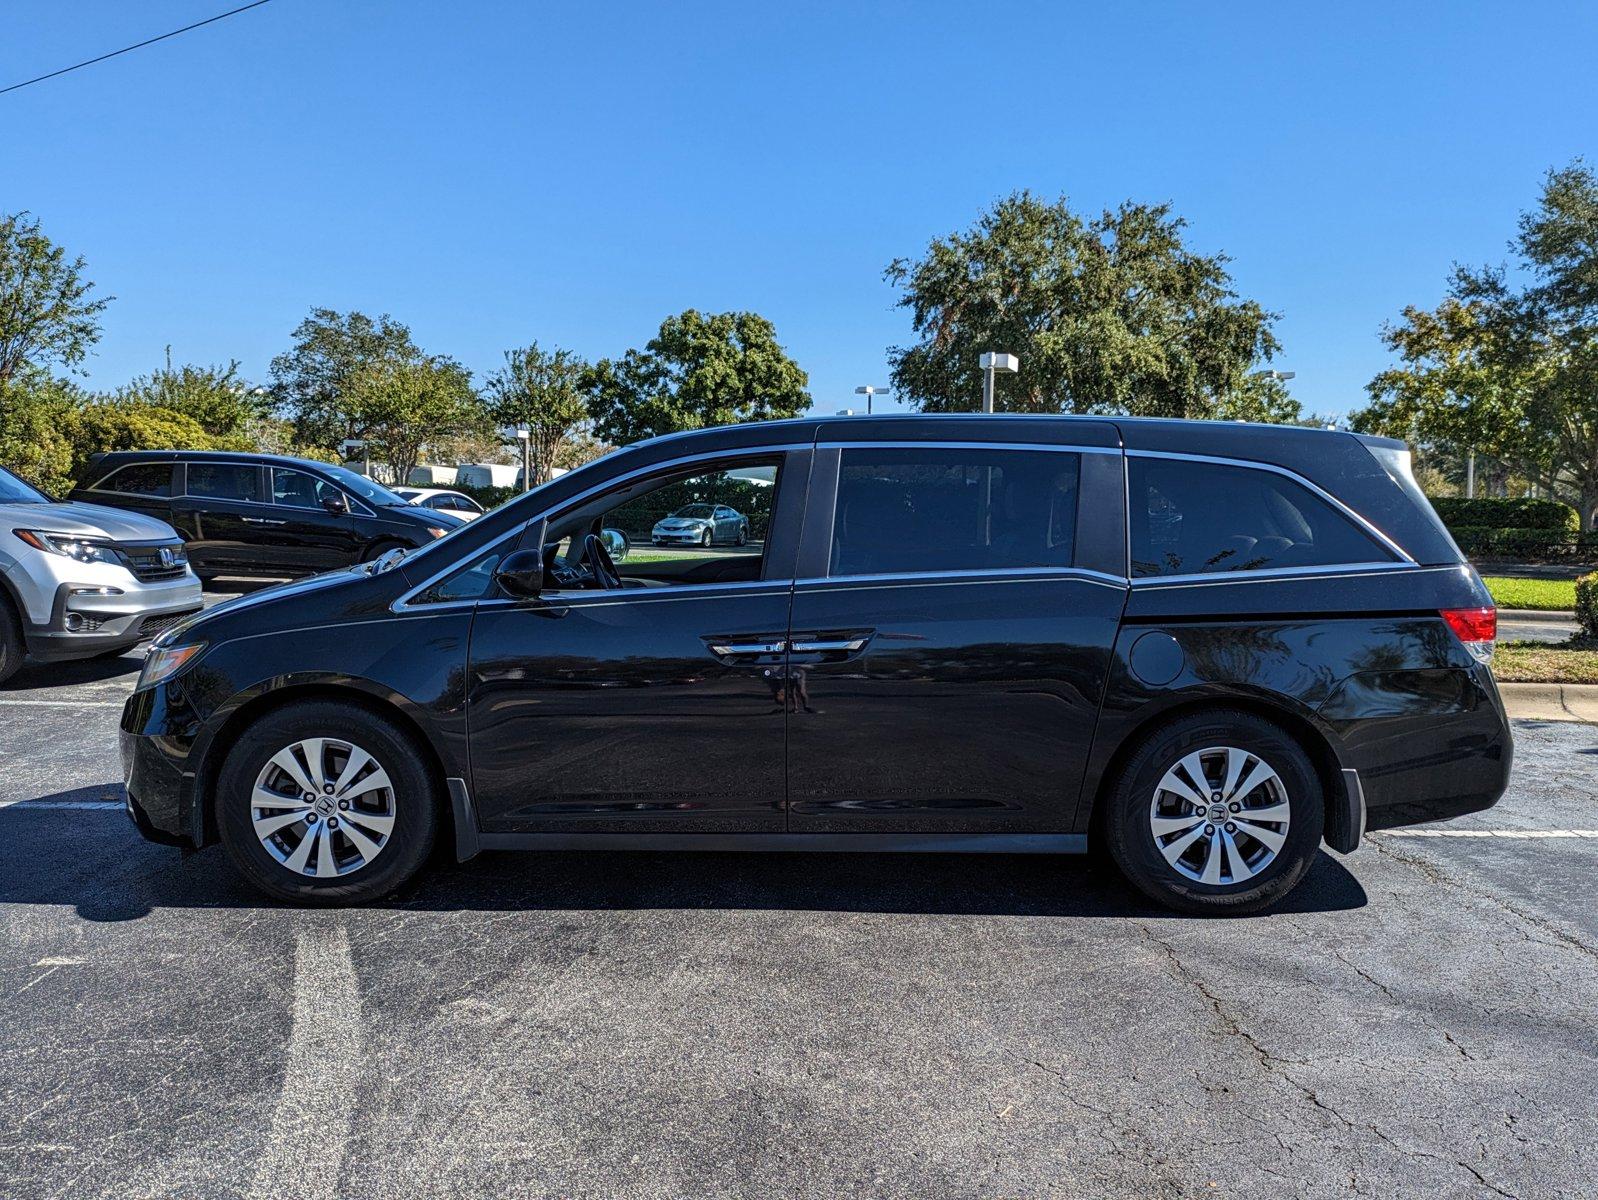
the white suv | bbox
[0,466,203,683]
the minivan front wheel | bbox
[1105,711,1323,916]
[217,701,439,904]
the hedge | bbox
[1428,496,1579,533]
[1577,572,1598,641]
[1449,526,1598,559]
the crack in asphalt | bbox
[1137,924,1519,1199]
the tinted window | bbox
[272,468,339,509]
[1128,457,1392,577]
[0,466,48,503]
[832,448,1080,576]
[100,463,173,497]
[186,463,262,503]
[415,546,506,604]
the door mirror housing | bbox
[321,492,349,515]
[494,548,545,599]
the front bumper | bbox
[26,575,203,663]
[120,681,203,847]
[652,529,707,544]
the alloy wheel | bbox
[1147,745,1291,886]
[249,737,397,878]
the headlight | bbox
[15,529,122,565]
[137,642,207,691]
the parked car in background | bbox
[119,414,1510,915]
[0,465,201,683]
[71,451,463,581]
[394,488,485,521]
[651,503,749,546]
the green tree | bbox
[1354,161,1598,529]
[0,376,83,495]
[113,347,268,439]
[0,211,112,389]
[585,310,810,445]
[484,343,591,486]
[269,308,421,449]
[346,355,486,484]
[884,192,1292,421]
[69,401,220,463]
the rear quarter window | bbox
[1128,456,1394,578]
[97,463,174,497]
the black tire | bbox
[0,593,23,685]
[700,528,712,548]
[736,525,748,546]
[361,540,404,564]
[216,701,440,904]
[1103,709,1323,916]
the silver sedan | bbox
[651,504,749,547]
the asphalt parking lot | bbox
[3,630,1598,1198]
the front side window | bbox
[101,463,174,497]
[1128,457,1393,577]
[830,447,1080,577]
[545,459,780,589]
[186,463,262,503]
[272,468,341,509]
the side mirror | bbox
[599,528,630,562]
[322,492,349,515]
[493,548,545,599]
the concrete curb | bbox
[1498,682,1598,724]
[1499,608,1578,621]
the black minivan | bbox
[120,415,1511,914]
[72,451,462,580]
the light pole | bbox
[341,438,369,478]
[979,352,1019,413]
[515,425,532,492]
[853,385,890,415]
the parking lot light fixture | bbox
[978,352,1019,413]
[853,385,890,415]
[516,425,532,492]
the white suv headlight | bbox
[14,530,122,565]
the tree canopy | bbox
[344,355,484,485]
[269,308,421,450]
[884,192,1294,422]
[0,211,112,390]
[484,342,592,486]
[1353,161,1598,529]
[585,310,810,445]
[113,348,268,439]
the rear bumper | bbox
[1319,664,1513,831]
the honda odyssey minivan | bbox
[119,415,1511,914]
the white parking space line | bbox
[4,800,126,811]
[247,923,362,1200]
[1376,829,1598,839]
[0,698,127,708]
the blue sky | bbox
[5,0,1596,420]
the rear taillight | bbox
[1441,606,1496,663]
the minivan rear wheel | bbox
[1104,710,1323,916]
[216,701,439,904]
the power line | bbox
[0,0,275,97]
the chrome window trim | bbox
[392,444,810,611]
[1125,448,1416,567]
[797,566,1127,590]
[819,439,1116,456]
[1128,561,1419,589]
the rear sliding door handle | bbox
[789,637,871,654]
[241,516,287,526]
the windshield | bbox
[319,464,409,507]
[0,466,50,504]
[674,505,715,518]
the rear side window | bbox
[186,463,263,503]
[1129,457,1393,578]
[831,448,1080,576]
[99,463,173,497]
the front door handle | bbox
[705,639,787,660]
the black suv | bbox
[120,415,1510,914]
[71,451,462,580]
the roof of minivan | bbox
[85,449,353,475]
